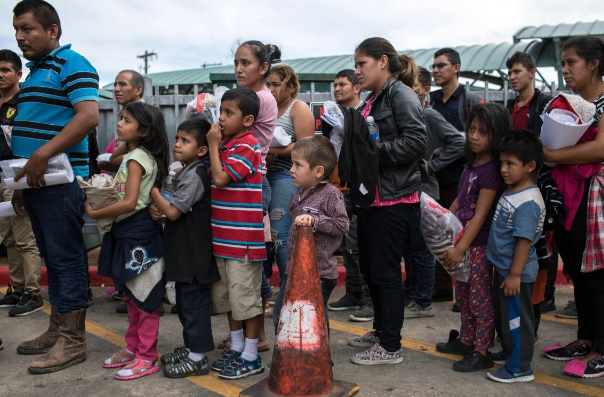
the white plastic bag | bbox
[419,192,471,282]
[320,101,345,157]
[165,281,176,305]
[270,126,292,148]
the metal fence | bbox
[97,79,564,152]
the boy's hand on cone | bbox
[295,214,314,227]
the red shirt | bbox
[511,95,533,130]
[210,131,266,262]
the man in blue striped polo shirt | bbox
[11,0,99,374]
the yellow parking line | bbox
[542,313,578,326]
[41,302,245,397]
[330,320,604,397]
[39,301,596,396]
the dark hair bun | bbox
[267,44,282,64]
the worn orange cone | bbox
[240,225,359,397]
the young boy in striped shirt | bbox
[207,88,267,379]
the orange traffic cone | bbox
[240,225,359,397]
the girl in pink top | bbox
[217,40,280,354]
[234,41,280,175]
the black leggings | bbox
[554,180,604,355]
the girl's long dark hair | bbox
[124,102,170,188]
[463,102,511,167]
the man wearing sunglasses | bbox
[429,48,483,310]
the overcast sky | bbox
[1,0,604,86]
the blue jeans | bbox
[22,181,89,314]
[267,170,298,279]
[402,207,435,308]
[273,274,338,335]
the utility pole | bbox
[137,50,157,75]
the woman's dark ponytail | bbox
[239,40,282,76]
[355,37,417,86]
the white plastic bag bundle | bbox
[419,193,471,282]
[320,101,345,157]
[77,174,118,235]
[213,86,229,124]
[0,153,73,190]
[270,126,292,148]
[186,93,217,124]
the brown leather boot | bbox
[28,308,87,374]
[17,306,60,355]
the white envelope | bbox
[0,201,16,218]
[540,113,594,167]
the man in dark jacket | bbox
[429,48,483,306]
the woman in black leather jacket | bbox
[348,38,427,366]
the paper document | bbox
[540,113,594,167]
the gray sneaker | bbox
[555,300,577,319]
[349,303,374,322]
[351,343,404,365]
[8,293,44,317]
[348,331,380,347]
[327,292,362,311]
[404,301,435,319]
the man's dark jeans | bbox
[358,203,414,352]
[340,217,371,303]
[402,207,435,308]
[23,181,89,314]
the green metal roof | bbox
[103,41,548,91]
[514,20,604,41]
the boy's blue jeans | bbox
[22,181,89,314]
[402,207,435,308]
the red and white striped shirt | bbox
[211,132,266,262]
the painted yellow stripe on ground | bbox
[40,300,245,397]
[542,313,578,326]
[330,320,604,397]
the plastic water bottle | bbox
[367,116,379,142]
[158,171,175,224]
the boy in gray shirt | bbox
[150,118,219,378]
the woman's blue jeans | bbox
[267,170,298,279]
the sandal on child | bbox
[114,358,160,380]
[160,346,188,366]
[217,334,231,350]
[163,356,209,378]
[103,348,135,368]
